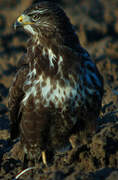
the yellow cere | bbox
[18,16,23,23]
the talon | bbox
[69,136,76,149]
[42,151,47,166]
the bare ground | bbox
[0,0,118,179]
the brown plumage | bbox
[8,1,104,165]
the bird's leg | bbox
[69,135,76,149]
[63,136,78,164]
[42,151,47,166]
[69,134,81,149]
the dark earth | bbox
[0,0,118,179]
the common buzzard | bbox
[8,1,104,165]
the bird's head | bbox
[14,2,53,35]
[14,1,79,47]
[14,2,63,35]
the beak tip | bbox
[14,21,22,30]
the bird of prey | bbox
[8,1,104,166]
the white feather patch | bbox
[24,25,35,35]
[57,56,63,73]
[23,68,37,105]
[47,49,56,68]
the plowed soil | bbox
[0,0,118,179]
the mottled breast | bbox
[22,70,80,109]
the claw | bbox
[69,136,76,148]
[42,151,47,166]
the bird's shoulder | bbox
[16,53,29,69]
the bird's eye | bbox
[32,14,40,21]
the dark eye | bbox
[32,14,40,21]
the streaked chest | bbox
[22,71,80,108]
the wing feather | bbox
[8,57,29,139]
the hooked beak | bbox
[14,16,24,30]
[14,15,34,30]
[14,21,22,30]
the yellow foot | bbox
[69,135,78,149]
[42,151,47,166]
